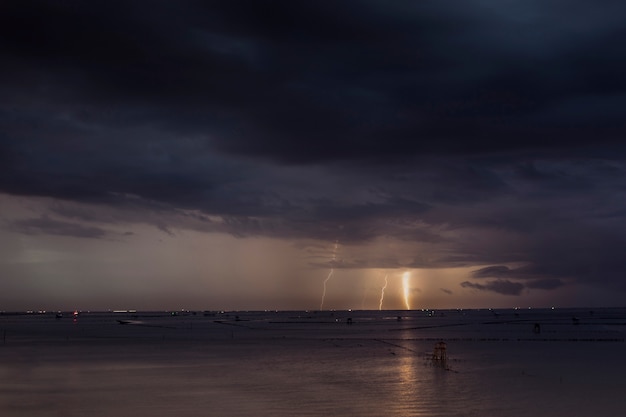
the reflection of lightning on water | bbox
[379,274,388,311]
[319,240,338,311]
[402,271,411,310]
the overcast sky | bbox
[1,1,626,311]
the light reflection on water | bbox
[2,342,451,417]
[1,309,625,416]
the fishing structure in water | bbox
[431,341,449,369]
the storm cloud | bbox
[1,1,626,309]
[460,280,525,296]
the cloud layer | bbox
[1,1,626,307]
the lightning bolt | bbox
[320,269,333,311]
[379,274,388,311]
[402,271,411,310]
[319,240,338,311]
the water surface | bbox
[1,309,624,416]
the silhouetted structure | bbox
[432,341,448,368]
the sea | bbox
[1,308,625,416]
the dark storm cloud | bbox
[460,280,524,296]
[461,273,565,295]
[10,215,107,239]
[472,266,514,279]
[2,1,626,296]
[526,278,564,290]
[470,266,565,291]
[2,1,626,168]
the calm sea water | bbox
[1,309,625,416]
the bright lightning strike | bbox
[402,271,411,310]
[379,274,388,311]
[320,269,333,311]
[319,240,339,311]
